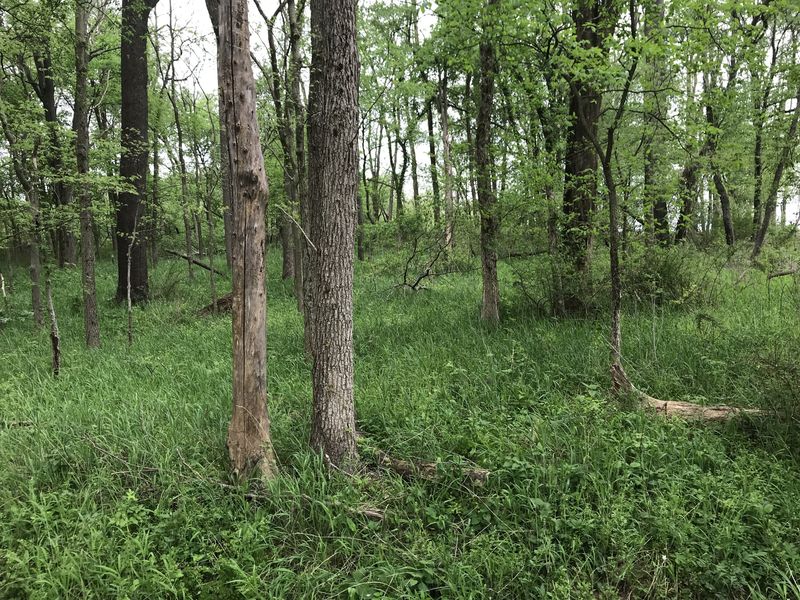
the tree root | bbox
[612,361,764,421]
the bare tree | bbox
[212,0,277,479]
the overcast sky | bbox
[151,0,283,95]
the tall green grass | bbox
[1,249,799,598]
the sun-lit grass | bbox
[1,246,800,599]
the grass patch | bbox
[1,250,800,598]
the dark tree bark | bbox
[261,5,296,282]
[74,0,100,348]
[562,0,616,300]
[674,162,698,243]
[204,0,235,270]
[643,0,669,245]
[425,96,441,226]
[752,85,800,259]
[476,0,500,325]
[702,75,735,246]
[438,71,455,250]
[288,0,307,314]
[213,0,278,479]
[307,0,360,469]
[117,0,157,303]
[26,51,76,267]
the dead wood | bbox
[164,249,227,277]
[768,268,798,280]
[370,448,489,485]
[199,292,233,315]
[612,362,764,421]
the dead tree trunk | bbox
[214,0,277,480]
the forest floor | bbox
[1,248,800,599]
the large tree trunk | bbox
[476,2,500,325]
[214,0,277,479]
[74,0,100,348]
[563,0,611,306]
[116,0,155,303]
[307,0,359,470]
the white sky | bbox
[151,0,283,96]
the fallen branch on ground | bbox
[768,268,798,280]
[199,292,233,316]
[373,449,490,485]
[164,249,227,277]
[612,362,765,421]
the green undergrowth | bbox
[1,249,800,598]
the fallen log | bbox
[613,362,765,421]
[164,249,226,277]
[768,268,798,280]
[198,292,233,316]
[373,450,490,485]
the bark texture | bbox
[117,0,156,302]
[307,0,360,469]
[215,0,277,479]
[562,0,615,307]
[476,1,500,325]
[74,1,100,348]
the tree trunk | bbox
[439,72,455,251]
[674,162,698,243]
[476,2,500,325]
[214,0,277,479]
[563,1,608,293]
[74,1,100,348]
[117,0,155,303]
[642,0,669,245]
[464,73,479,218]
[30,51,76,268]
[425,97,441,226]
[205,0,235,271]
[307,0,360,470]
[29,186,43,328]
[703,84,735,246]
[288,0,306,314]
[752,85,800,259]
